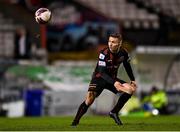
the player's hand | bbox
[130,81,137,89]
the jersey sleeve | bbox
[123,50,135,81]
[97,52,116,84]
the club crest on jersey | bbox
[98,61,106,66]
[99,53,105,60]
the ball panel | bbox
[35,8,48,16]
[40,11,51,21]
[35,8,51,24]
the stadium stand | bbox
[75,0,159,29]
[129,0,180,21]
[74,0,180,46]
[0,12,15,57]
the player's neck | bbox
[109,48,120,54]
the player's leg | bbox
[71,78,104,126]
[110,91,132,115]
[111,82,135,113]
[108,80,136,125]
[71,80,105,126]
[105,84,124,125]
[71,91,96,126]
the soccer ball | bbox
[35,8,51,24]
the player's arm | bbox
[123,60,135,81]
[123,52,135,82]
[97,52,115,84]
[123,51,137,89]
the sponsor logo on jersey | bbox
[99,53,105,60]
[98,61,106,66]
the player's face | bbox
[108,36,122,53]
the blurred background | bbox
[0,0,180,118]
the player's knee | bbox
[125,86,135,94]
[85,91,96,105]
[86,97,94,105]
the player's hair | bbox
[109,33,122,41]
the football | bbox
[35,8,51,24]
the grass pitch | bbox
[0,115,180,131]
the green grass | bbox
[0,115,180,131]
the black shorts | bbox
[88,77,126,97]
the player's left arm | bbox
[123,51,137,88]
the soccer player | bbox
[71,33,137,126]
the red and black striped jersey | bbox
[92,47,135,84]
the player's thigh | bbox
[87,84,104,98]
[88,78,105,97]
